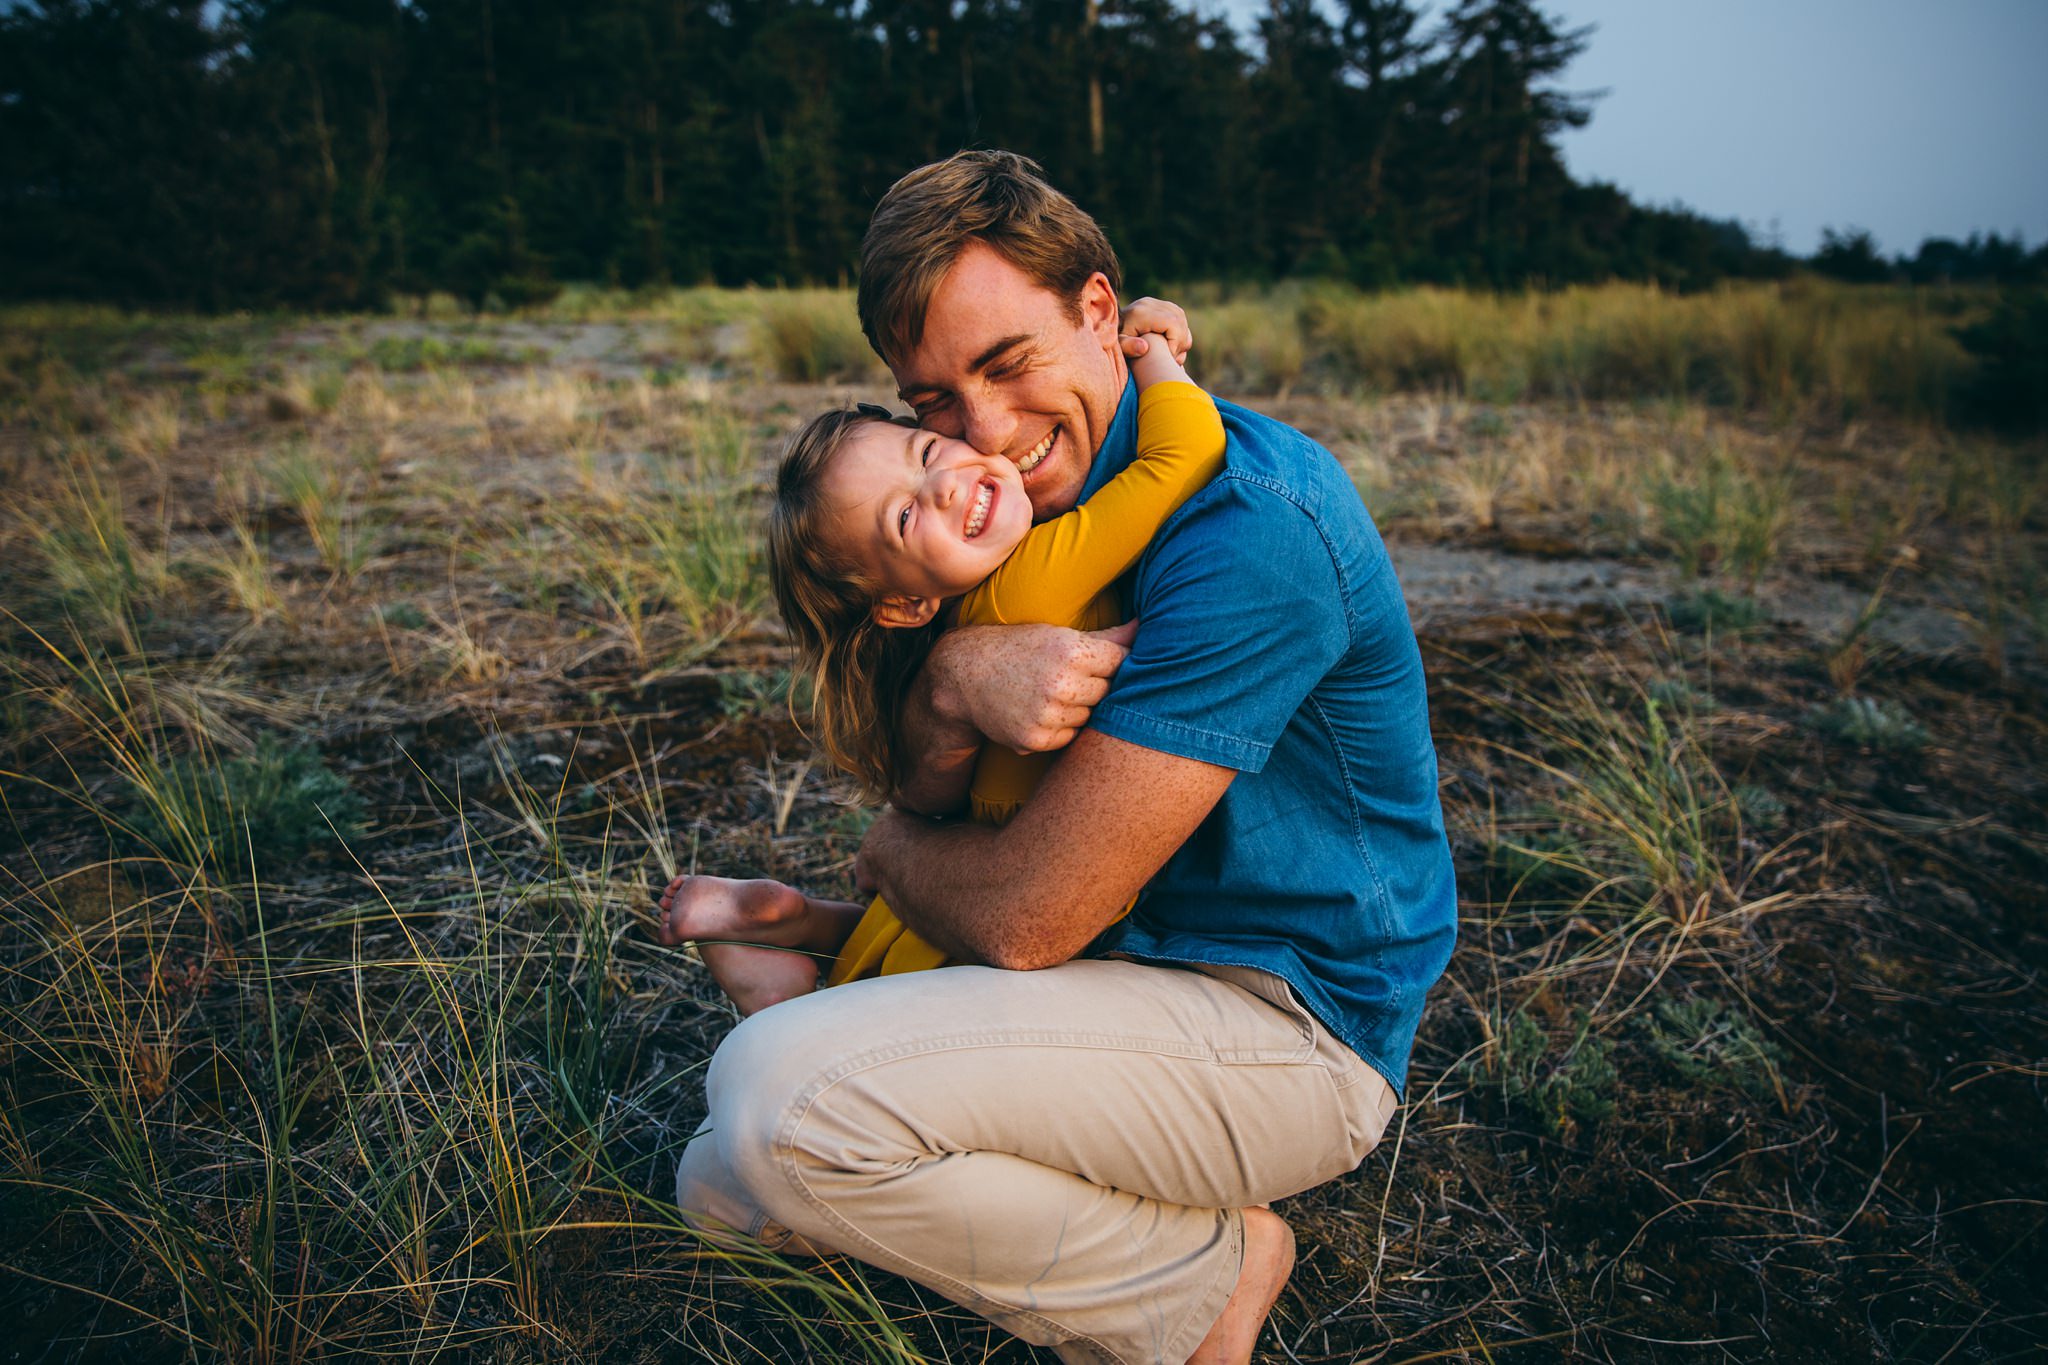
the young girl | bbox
[655,325,1222,1014]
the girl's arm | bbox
[974,341,1225,625]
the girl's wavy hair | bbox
[768,405,942,801]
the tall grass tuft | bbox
[117,733,367,879]
[266,442,370,578]
[29,458,162,653]
[1651,448,1793,589]
[751,290,887,383]
[1461,647,1783,942]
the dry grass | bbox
[1,299,2042,1363]
[1189,279,1976,422]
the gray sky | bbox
[1205,0,2048,256]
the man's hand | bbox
[1119,296,1193,365]
[927,619,1136,756]
[851,807,915,898]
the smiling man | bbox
[677,151,1457,1364]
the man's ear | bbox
[872,594,941,629]
[1078,270,1120,344]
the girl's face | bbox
[821,420,1034,626]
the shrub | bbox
[1810,696,1928,753]
[1492,1007,1617,1138]
[1665,589,1766,635]
[1952,288,2048,430]
[1733,783,1788,831]
[1191,297,1309,395]
[1649,997,1786,1103]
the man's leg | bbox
[679,958,1396,1365]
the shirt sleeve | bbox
[975,381,1224,626]
[1088,477,1352,773]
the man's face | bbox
[888,242,1127,521]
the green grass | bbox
[1651,449,1793,587]
[118,733,366,879]
[1470,659,1750,931]
[0,649,929,1360]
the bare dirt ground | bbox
[3,316,2044,1362]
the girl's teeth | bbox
[965,483,992,536]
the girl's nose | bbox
[933,465,974,508]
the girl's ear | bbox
[872,594,940,629]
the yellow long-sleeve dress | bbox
[825,381,1227,985]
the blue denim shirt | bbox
[1078,378,1457,1097]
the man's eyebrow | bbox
[968,334,1032,374]
[896,334,1034,403]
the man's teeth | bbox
[964,483,992,537]
[1018,427,1055,473]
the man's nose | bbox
[957,394,1017,460]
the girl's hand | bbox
[1129,327,1193,390]
[1118,296,1193,364]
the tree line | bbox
[1,0,2041,310]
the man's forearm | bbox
[861,812,1014,964]
[890,659,980,817]
[862,730,1237,972]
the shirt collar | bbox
[1077,375,1142,507]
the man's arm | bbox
[890,621,1137,816]
[860,727,1234,969]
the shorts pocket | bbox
[1187,963,1319,1065]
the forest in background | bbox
[6,0,2046,311]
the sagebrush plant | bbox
[1649,997,1788,1106]
[1811,695,1930,753]
[1487,1006,1618,1138]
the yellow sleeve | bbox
[973,381,1225,626]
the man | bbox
[677,151,1456,1365]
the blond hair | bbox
[767,408,941,800]
[857,150,1122,367]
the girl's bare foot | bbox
[656,875,807,943]
[1187,1207,1295,1365]
[696,941,821,1015]
[655,876,821,1014]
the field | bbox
[2,283,2044,1362]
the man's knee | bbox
[699,994,851,1217]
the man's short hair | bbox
[858,150,1122,368]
